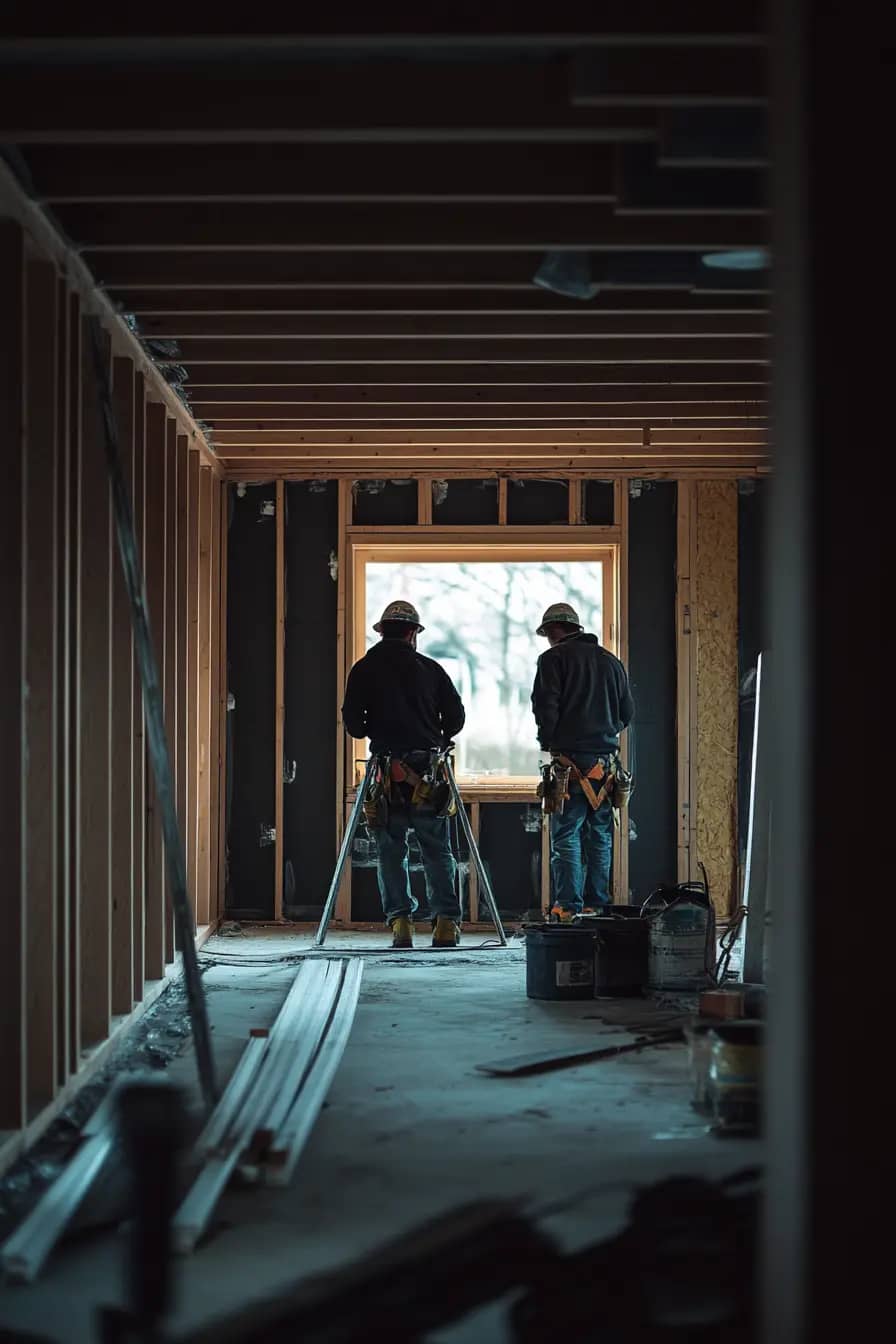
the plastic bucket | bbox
[707,1020,763,1134]
[592,910,649,996]
[525,926,596,1000]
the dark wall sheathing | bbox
[585,480,616,524]
[480,803,543,919]
[282,483,339,917]
[226,484,276,917]
[627,482,677,900]
[737,479,768,859]
[507,478,568,524]
[433,479,498,525]
[352,480,417,525]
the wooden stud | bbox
[66,292,82,1073]
[497,477,508,525]
[208,476,223,925]
[77,317,112,1048]
[186,448,200,908]
[131,373,146,1005]
[274,478,285,922]
[334,479,349,860]
[109,356,136,1015]
[568,477,584,526]
[216,484,229,919]
[417,477,433,525]
[335,484,357,925]
[614,486,630,905]
[196,466,214,925]
[468,802,481,923]
[676,479,696,883]
[163,419,178,961]
[55,278,72,1090]
[142,401,167,981]
[23,259,60,1115]
[176,436,189,915]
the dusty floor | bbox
[0,929,760,1342]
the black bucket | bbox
[525,926,596,1001]
[592,910,649,996]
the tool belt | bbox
[363,750,456,828]
[538,753,634,815]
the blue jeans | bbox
[550,790,614,912]
[374,805,461,924]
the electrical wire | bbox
[716,905,748,982]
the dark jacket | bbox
[531,633,634,759]
[342,638,465,754]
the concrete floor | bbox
[0,928,760,1342]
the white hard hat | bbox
[373,600,425,633]
[536,602,583,636]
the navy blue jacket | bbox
[531,633,634,758]
[342,638,465,754]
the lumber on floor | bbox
[173,957,363,1252]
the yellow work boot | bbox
[391,916,415,949]
[550,904,575,924]
[431,916,461,949]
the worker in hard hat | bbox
[531,603,634,920]
[342,601,466,949]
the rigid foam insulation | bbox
[282,483,338,917]
[628,482,677,901]
[695,481,739,916]
[225,485,276,917]
[506,478,568,525]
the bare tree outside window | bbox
[366,561,603,778]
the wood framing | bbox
[614,481,630,905]
[208,475,223,925]
[216,484,229,919]
[196,465,214,925]
[77,318,112,1049]
[274,478,286,922]
[55,279,73,1089]
[468,802,481,922]
[24,258,60,1114]
[142,400,167,980]
[109,356,136,1016]
[334,479,350,883]
[676,479,697,882]
[163,418,178,962]
[186,447,200,907]
[131,372,146,1007]
[176,434,189,894]
[0,180,222,1156]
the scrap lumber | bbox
[475,1029,683,1078]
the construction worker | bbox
[531,602,634,920]
[342,600,466,949]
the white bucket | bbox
[648,899,713,990]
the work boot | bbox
[550,904,576,924]
[390,916,415,949]
[431,916,461,948]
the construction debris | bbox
[475,1029,684,1078]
